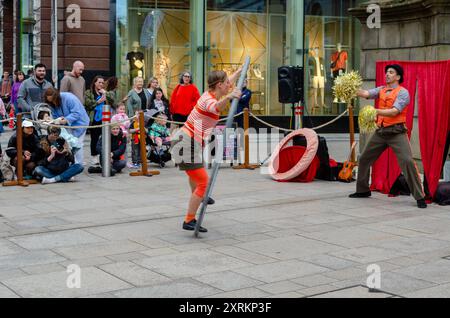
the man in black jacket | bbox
[6,120,42,177]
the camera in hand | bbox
[52,137,65,152]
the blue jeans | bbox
[34,164,84,182]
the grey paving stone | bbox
[329,246,407,264]
[193,271,263,292]
[376,272,437,296]
[0,239,26,257]
[114,279,220,298]
[300,227,401,249]
[129,237,174,249]
[374,237,450,255]
[211,246,278,265]
[135,250,251,279]
[215,222,281,236]
[270,292,304,298]
[209,287,271,298]
[0,283,19,298]
[54,240,147,259]
[300,254,358,270]
[0,251,66,271]
[59,257,113,268]
[141,248,180,257]
[99,261,171,287]
[21,263,67,275]
[291,274,339,288]
[256,281,303,294]
[310,286,391,298]
[8,229,106,250]
[2,267,132,298]
[106,252,148,262]
[235,236,344,260]
[392,260,450,284]
[12,217,68,229]
[0,269,27,282]
[297,284,343,297]
[233,260,329,283]
[85,221,173,240]
[404,283,450,298]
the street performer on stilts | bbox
[171,67,243,233]
[349,64,427,209]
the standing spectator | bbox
[0,71,12,104]
[235,79,252,128]
[146,77,159,96]
[169,71,200,131]
[149,88,169,116]
[17,63,53,118]
[6,120,42,178]
[105,76,119,112]
[126,77,151,117]
[44,88,90,165]
[96,122,127,174]
[85,76,112,165]
[11,71,25,115]
[60,60,86,104]
[34,126,84,184]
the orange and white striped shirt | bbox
[182,91,220,144]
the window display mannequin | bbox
[126,42,145,86]
[330,43,348,103]
[155,49,170,94]
[308,47,326,113]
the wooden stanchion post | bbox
[3,114,38,187]
[233,109,259,170]
[130,111,160,177]
[348,102,356,163]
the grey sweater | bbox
[17,76,53,117]
[60,73,85,104]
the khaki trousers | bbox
[356,128,425,200]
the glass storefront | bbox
[115,0,359,117]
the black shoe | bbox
[88,166,102,174]
[349,191,372,198]
[207,197,215,205]
[182,219,208,233]
[417,199,428,209]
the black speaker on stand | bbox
[278,66,304,129]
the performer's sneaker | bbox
[417,199,428,209]
[183,219,208,233]
[349,191,372,198]
[207,197,215,205]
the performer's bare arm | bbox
[215,88,242,112]
[357,89,370,99]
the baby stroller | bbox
[145,109,171,168]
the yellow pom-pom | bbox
[332,71,363,103]
[359,105,378,134]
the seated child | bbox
[38,110,80,154]
[149,113,171,154]
[96,121,127,174]
[111,103,130,137]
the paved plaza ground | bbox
[0,132,449,298]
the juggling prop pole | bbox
[194,56,251,237]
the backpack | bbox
[435,182,450,206]
[0,155,15,182]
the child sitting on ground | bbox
[38,110,80,154]
[149,113,171,155]
[95,121,127,174]
[111,103,130,137]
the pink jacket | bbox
[111,113,130,137]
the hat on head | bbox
[111,121,120,129]
[385,64,404,84]
[22,120,34,128]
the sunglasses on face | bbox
[183,75,191,78]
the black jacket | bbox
[96,129,127,161]
[6,131,42,162]
[38,136,74,175]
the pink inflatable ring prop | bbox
[269,128,319,181]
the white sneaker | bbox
[90,156,99,165]
[42,177,57,184]
[69,177,76,182]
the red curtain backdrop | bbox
[370,60,450,199]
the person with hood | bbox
[6,120,42,177]
[43,87,90,165]
[60,60,86,104]
[17,63,53,118]
[95,121,127,174]
[34,126,84,184]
